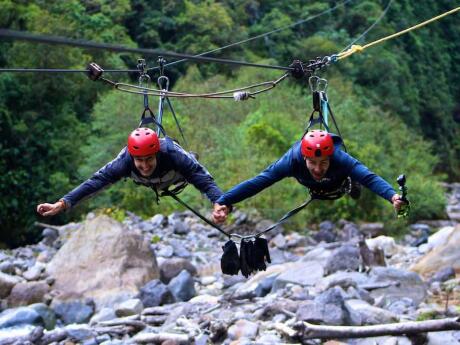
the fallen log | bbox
[292,317,460,340]
[133,332,192,344]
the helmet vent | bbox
[315,149,322,157]
[135,133,140,136]
[133,146,139,149]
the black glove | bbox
[220,240,240,275]
[239,239,255,278]
[253,237,271,271]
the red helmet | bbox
[301,130,334,158]
[127,128,160,156]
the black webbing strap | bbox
[165,97,188,148]
[163,191,232,239]
[253,197,315,237]
[139,107,167,136]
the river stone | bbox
[272,261,324,291]
[0,272,23,298]
[296,287,347,325]
[324,244,361,275]
[427,331,460,345]
[7,281,50,307]
[412,224,460,276]
[46,215,159,308]
[227,319,259,340]
[138,279,174,307]
[159,258,197,284]
[52,299,95,325]
[0,306,44,328]
[345,299,398,325]
[29,303,56,330]
[22,263,45,281]
[368,267,426,306]
[89,307,117,325]
[115,298,143,317]
[168,270,196,302]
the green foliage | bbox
[1,0,458,246]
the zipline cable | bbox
[149,0,354,71]
[336,6,460,60]
[0,29,292,72]
[0,68,137,73]
[340,0,393,53]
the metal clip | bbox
[157,75,170,91]
[308,76,328,93]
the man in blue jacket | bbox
[37,127,223,216]
[212,130,405,223]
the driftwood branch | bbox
[34,221,62,231]
[133,332,192,344]
[291,317,460,340]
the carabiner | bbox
[309,76,328,93]
[157,75,170,91]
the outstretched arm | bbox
[212,151,293,223]
[37,149,130,216]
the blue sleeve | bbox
[217,149,293,206]
[343,153,396,202]
[169,142,223,203]
[62,148,131,208]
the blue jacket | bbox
[217,135,396,206]
[62,137,222,208]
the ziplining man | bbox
[37,127,223,216]
[212,130,406,223]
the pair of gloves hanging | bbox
[220,237,271,278]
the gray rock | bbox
[0,306,44,328]
[255,275,277,297]
[7,281,50,307]
[89,307,117,325]
[338,222,361,241]
[52,299,95,325]
[313,221,337,243]
[359,222,385,237]
[156,245,174,258]
[42,228,59,246]
[227,319,259,340]
[296,287,347,325]
[0,272,23,298]
[368,267,427,306]
[65,324,95,342]
[345,299,398,325]
[150,214,166,228]
[168,214,189,235]
[387,298,415,316]
[324,244,361,275]
[429,266,456,283]
[115,298,143,317]
[427,331,460,345]
[138,279,174,307]
[22,264,44,281]
[168,270,196,302]
[29,303,56,330]
[159,258,197,284]
[272,261,324,291]
[169,239,191,258]
[0,261,15,275]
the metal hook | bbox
[157,75,170,91]
[308,76,328,93]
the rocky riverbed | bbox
[0,183,459,345]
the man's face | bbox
[305,156,330,181]
[133,154,157,177]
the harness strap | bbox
[163,191,232,238]
[254,197,315,237]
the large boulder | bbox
[7,281,50,307]
[46,215,159,308]
[412,224,460,277]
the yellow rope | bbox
[337,6,460,60]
